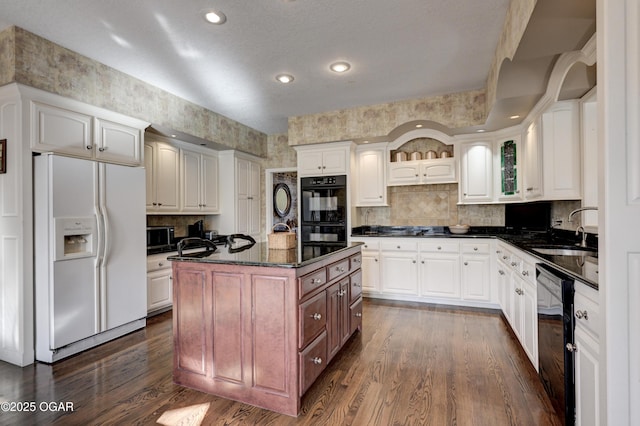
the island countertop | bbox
[168,241,364,269]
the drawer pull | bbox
[575,310,589,320]
[311,278,323,284]
[511,262,518,267]
[312,356,323,365]
[312,313,322,320]
[354,312,362,318]
[522,270,529,276]
[503,255,509,260]
[336,266,345,273]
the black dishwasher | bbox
[536,263,575,425]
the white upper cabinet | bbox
[460,140,493,203]
[523,119,543,200]
[25,85,147,166]
[541,100,582,199]
[387,158,456,186]
[94,118,142,165]
[295,142,352,177]
[355,144,387,206]
[146,141,180,213]
[180,148,219,214]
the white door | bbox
[381,252,418,295]
[419,254,460,298]
[181,149,202,212]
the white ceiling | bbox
[0,0,512,135]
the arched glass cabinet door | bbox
[273,183,292,217]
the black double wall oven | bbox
[300,175,347,260]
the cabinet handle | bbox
[322,166,326,169]
[522,270,529,276]
[412,260,416,264]
[336,266,345,272]
[473,247,478,251]
[496,250,502,254]
[511,262,518,267]
[374,258,378,262]
[526,187,534,191]
[397,245,401,249]
[415,174,419,177]
[317,166,322,169]
[498,270,505,275]
[437,246,442,250]
[421,260,425,264]
[575,310,589,320]
[379,195,383,198]
[463,262,468,266]
[158,262,164,267]
[352,258,361,263]
[503,255,508,260]
[311,278,322,284]
[312,313,322,320]
[354,312,362,318]
[515,288,523,295]
[312,356,323,365]
[566,343,578,353]
[338,289,346,297]
[353,282,361,287]
[98,146,108,152]
[364,245,368,248]
[463,193,467,196]
[86,145,93,150]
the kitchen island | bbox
[168,242,363,417]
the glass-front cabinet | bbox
[496,135,522,201]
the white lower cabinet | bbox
[360,241,381,293]
[419,240,460,298]
[352,237,495,308]
[380,240,419,295]
[574,282,600,426]
[146,253,174,314]
[460,242,491,302]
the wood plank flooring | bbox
[0,299,561,425]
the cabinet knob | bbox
[503,255,508,260]
[86,145,93,150]
[515,288,523,295]
[412,260,416,264]
[322,166,326,169]
[463,193,467,196]
[566,343,578,353]
[379,195,383,198]
[352,258,361,264]
[437,246,442,250]
[374,258,378,262]
[317,166,322,169]
[311,278,322,284]
[496,250,502,254]
[575,310,589,320]
[336,266,345,272]
[312,356,323,365]
[353,282,361,287]
[397,245,401,249]
[511,262,518,267]
[98,146,108,152]
[364,245,368,248]
[354,312,362,318]
[312,313,322,320]
[463,262,468,266]
[415,174,419,177]
[526,187,534,191]
[498,270,505,275]
[522,270,529,276]
[473,247,478,251]
[421,260,425,264]
[158,262,164,267]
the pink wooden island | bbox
[168,242,363,416]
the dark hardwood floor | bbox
[0,299,560,425]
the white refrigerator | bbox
[34,154,147,363]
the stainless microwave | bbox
[146,226,174,248]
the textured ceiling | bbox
[0,0,511,135]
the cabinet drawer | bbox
[350,253,362,271]
[349,298,363,335]
[328,259,350,281]
[419,241,459,253]
[300,268,327,298]
[350,270,363,303]
[575,283,599,338]
[299,330,327,396]
[147,253,172,272]
[380,241,418,252]
[360,240,380,251]
[299,291,327,349]
[461,242,491,254]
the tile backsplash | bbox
[355,184,582,231]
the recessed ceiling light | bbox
[510,115,520,119]
[476,129,486,133]
[330,61,351,73]
[204,10,226,24]
[415,124,423,128]
[276,74,294,84]
[363,140,369,144]
[171,134,177,138]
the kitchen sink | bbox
[531,246,597,257]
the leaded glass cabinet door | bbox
[498,136,522,201]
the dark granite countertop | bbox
[168,242,364,269]
[351,225,599,290]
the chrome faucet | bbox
[568,206,598,222]
[575,226,588,247]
